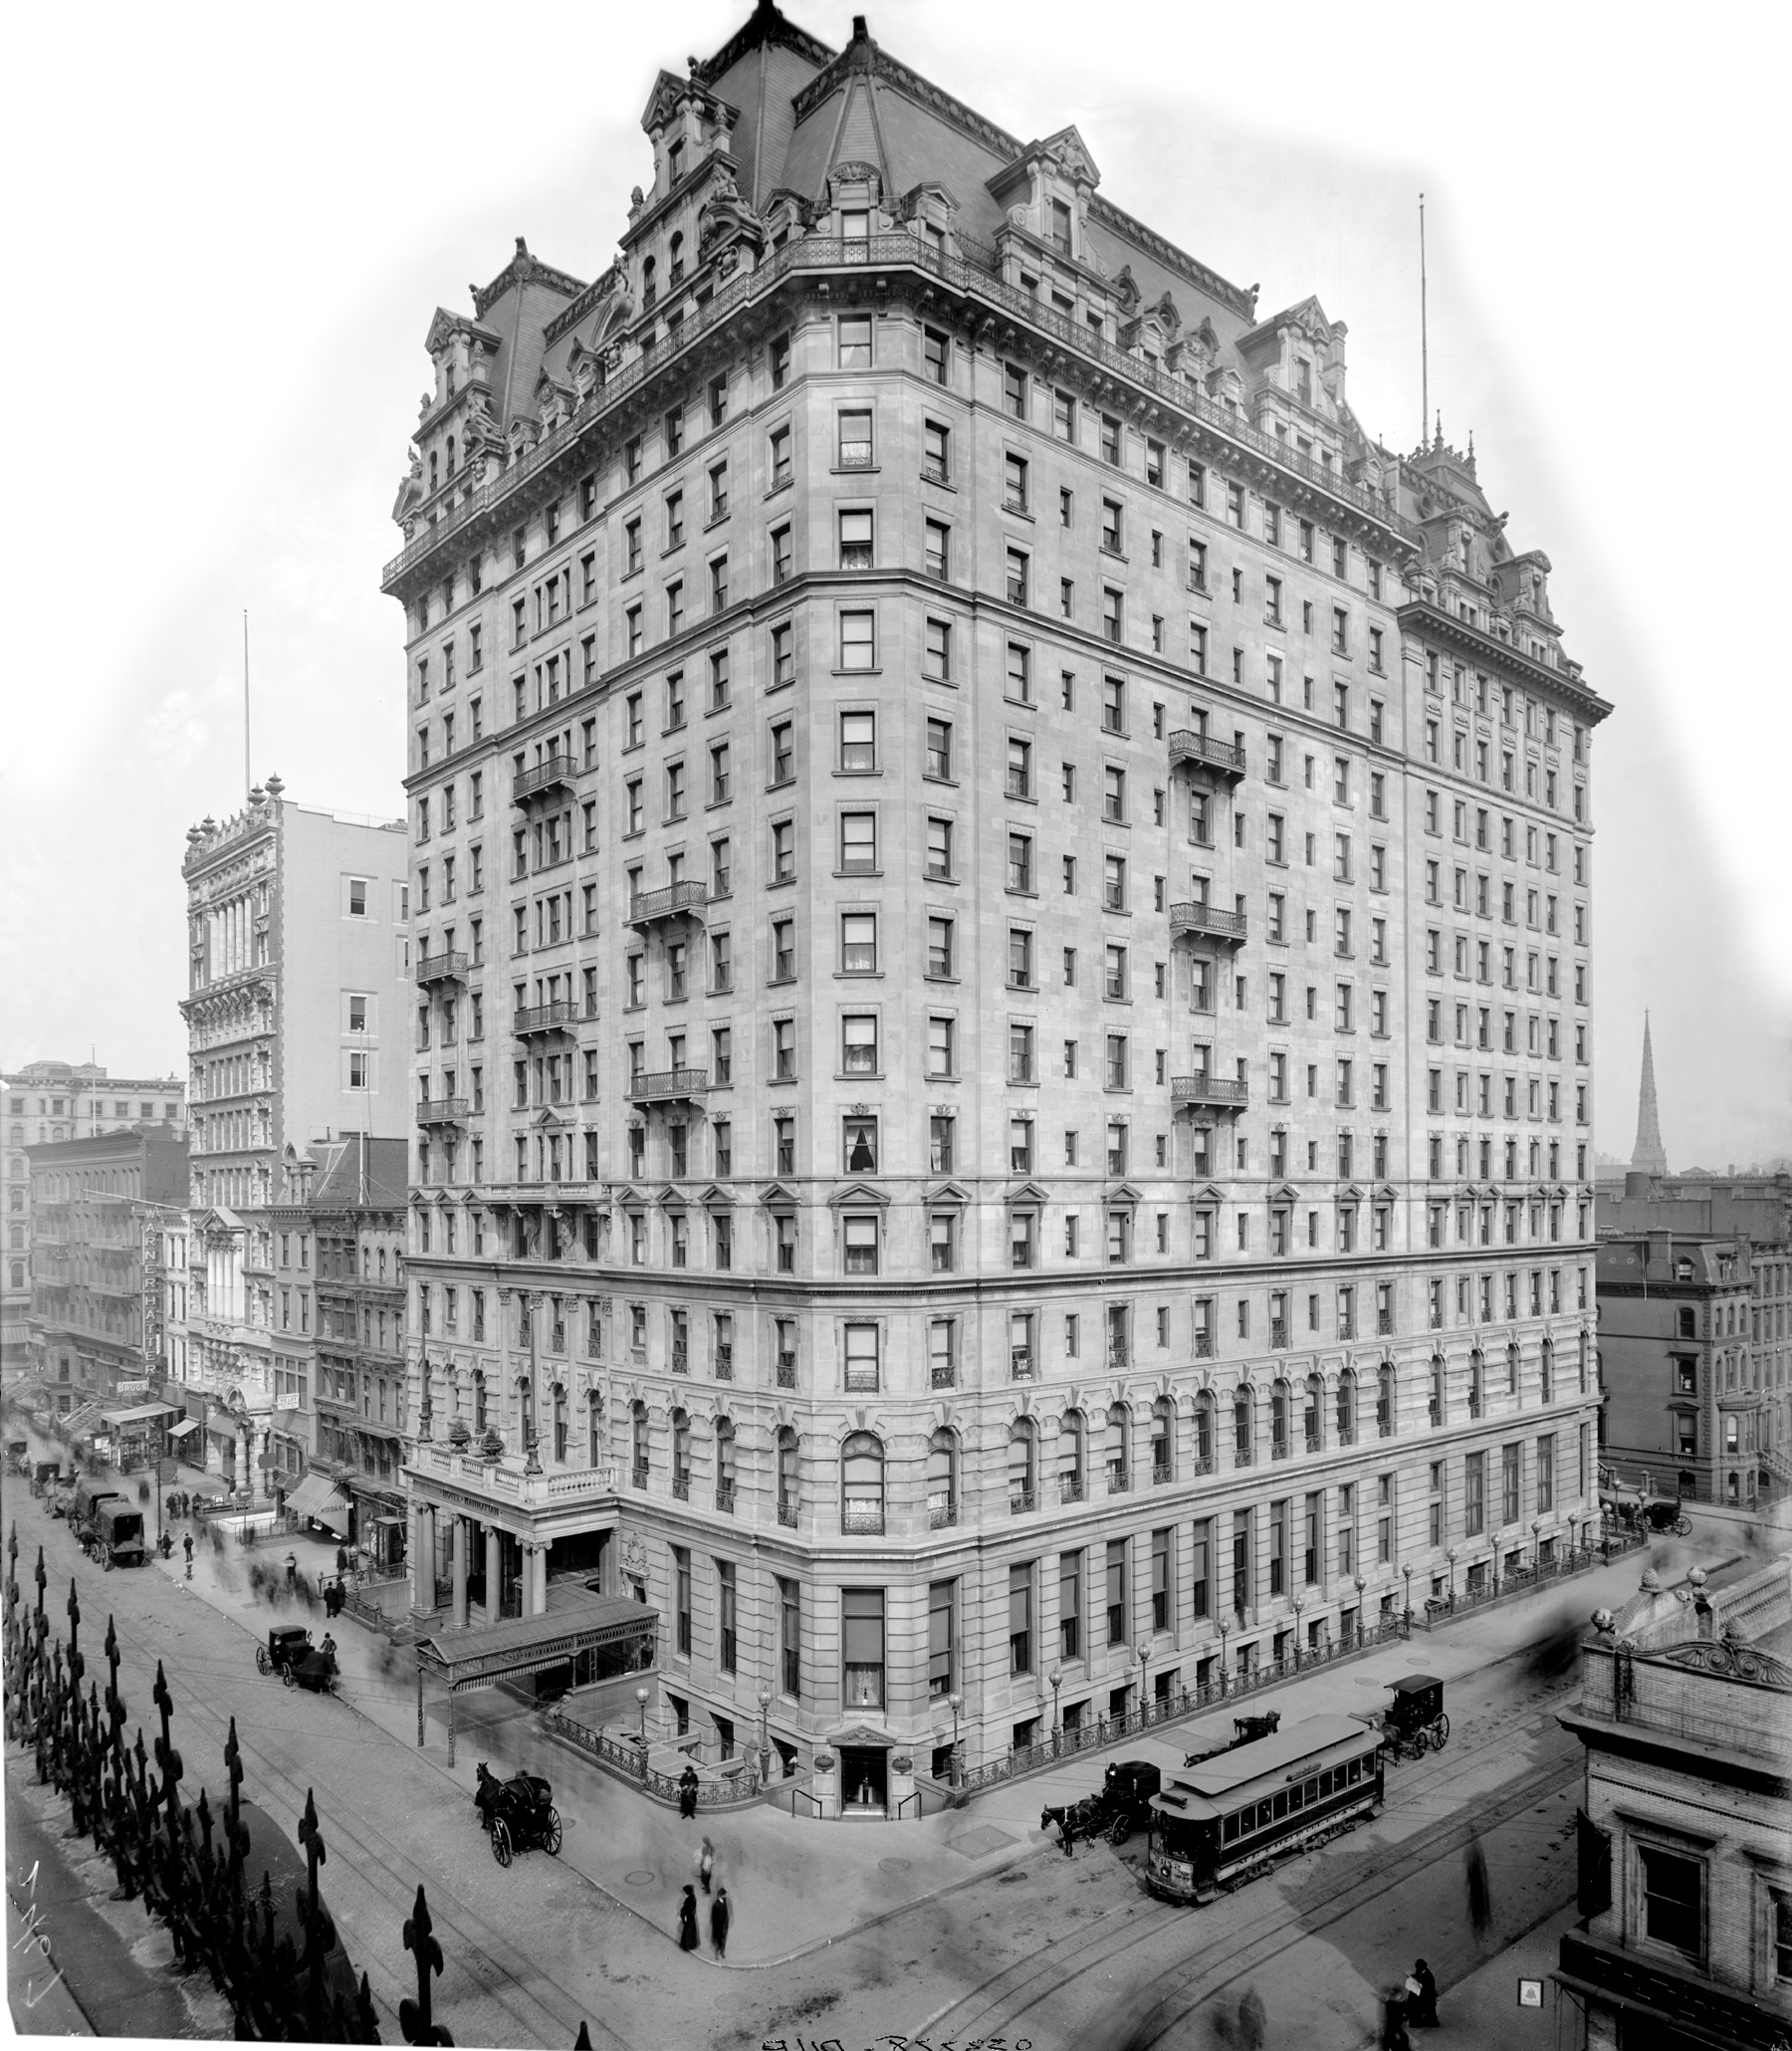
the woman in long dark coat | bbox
[678,1764,699,1820]
[1408,1959,1439,2028]
[677,1885,700,1951]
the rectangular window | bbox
[842,1587,885,1709]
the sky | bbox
[1,0,1787,1169]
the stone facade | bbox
[387,4,1611,1780]
[1557,1558,1792,2047]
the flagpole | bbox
[244,609,252,800]
[1419,192,1429,447]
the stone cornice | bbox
[1399,598,1611,725]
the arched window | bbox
[1377,1361,1395,1438]
[552,1382,567,1462]
[1540,1339,1554,1405]
[1468,1349,1484,1420]
[841,1432,884,1533]
[1104,1403,1130,1490]
[1429,1354,1445,1427]
[1270,1378,1291,1459]
[714,1417,737,1509]
[630,1400,649,1483]
[668,231,685,285]
[777,1427,798,1523]
[671,1409,692,1496]
[1336,1368,1356,1446]
[7,1226,20,1251]
[472,1369,487,1433]
[1506,1341,1519,1396]
[1233,1384,1254,1466]
[1577,1330,1589,1394]
[1008,1417,1036,1512]
[1304,1373,1324,1454]
[445,434,456,478]
[927,1428,957,1525]
[586,1390,603,1467]
[1056,1409,1085,1502]
[641,255,657,310]
[9,1261,21,1290]
[1151,1397,1175,1482]
[1193,1391,1214,1470]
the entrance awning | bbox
[166,1419,201,1441]
[416,1590,658,1694]
[287,1474,352,1532]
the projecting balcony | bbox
[1171,1073,1249,1112]
[415,1097,469,1127]
[1167,730,1246,782]
[515,1001,576,1037]
[626,1066,710,1106]
[1169,901,1247,946]
[627,880,708,930]
[415,950,468,988]
[512,753,576,805]
[1059,1474,1084,1505]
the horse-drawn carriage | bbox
[1041,1758,1164,1849]
[1375,1674,1450,1762]
[255,1625,339,1696]
[4,1440,28,1478]
[473,1763,562,1866]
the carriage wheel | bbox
[256,1646,271,1675]
[1675,1515,1692,1537]
[282,1665,296,1689]
[1432,1712,1450,1751]
[544,1808,562,1856]
[491,1819,513,1868]
[1109,1814,1133,1848]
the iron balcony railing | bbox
[1269,1319,1289,1349]
[1107,1467,1131,1495]
[1008,1488,1035,1516]
[777,1501,797,1528]
[1151,1463,1174,1486]
[1169,902,1248,945]
[383,232,1412,596]
[1058,1475,1084,1505]
[714,1482,735,1514]
[1171,1073,1249,1109]
[626,1066,709,1104]
[512,754,576,805]
[515,1001,575,1036]
[1167,730,1246,780]
[415,951,468,987]
[1234,1445,1255,1468]
[928,1498,958,1529]
[840,1507,885,1536]
[415,1098,469,1127]
[1195,1331,1215,1358]
[627,879,709,929]
[1378,1309,1395,1334]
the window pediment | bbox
[1006,1180,1051,1207]
[827,1180,890,1209]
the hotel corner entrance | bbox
[836,1742,888,1817]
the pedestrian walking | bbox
[183,1532,194,1578]
[1380,1989,1411,2051]
[1464,1838,1492,1937]
[1407,1959,1439,2029]
[336,1544,349,1577]
[709,1886,730,1960]
[678,1764,699,1821]
[697,1836,715,1895]
[677,1885,700,1952]
[285,1551,298,1591]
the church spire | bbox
[1631,1013,1669,1177]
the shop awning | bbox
[166,1419,202,1440]
[102,1403,180,1428]
[287,1474,351,1531]
[416,1590,658,1694]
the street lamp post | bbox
[1352,1573,1366,1648]
[757,1682,772,1786]
[1290,1594,1304,1669]
[635,1684,650,1747]
[1217,1616,1231,1696]
[1048,1665,1063,1750]
[1531,1518,1543,1573]
[1138,1643,1150,1723]
[948,1691,963,1788]
[1568,1512,1580,1560]
[1401,1562,1413,1631]
[1446,1547,1458,1606]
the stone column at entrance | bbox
[411,1503,436,1614]
[524,1540,548,1616]
[486,1525,502,1620]
[451,1515,468,1628]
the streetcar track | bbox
[915,1726,1579,2048]
[9,1499,630,2051]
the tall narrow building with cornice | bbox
[388,1,1612,1798]
[1630,1012,1669,1178]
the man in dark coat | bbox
[709,1886,730,1959]
[677,1885,700,1951]
[1408,1959,1439,2028]
[678,1764,699,1820]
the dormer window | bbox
[668,136,685,185]
[841,208,870,242]
[1048,198,1072,255]
[668,232,685,286]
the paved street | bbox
[6,1445,1743,2047]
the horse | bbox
[475,1761,503,1832]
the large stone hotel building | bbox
[390,3,1611,1787]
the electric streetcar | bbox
[1145,1713,1384,1905]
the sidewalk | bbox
[146,1524,1720,1971]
